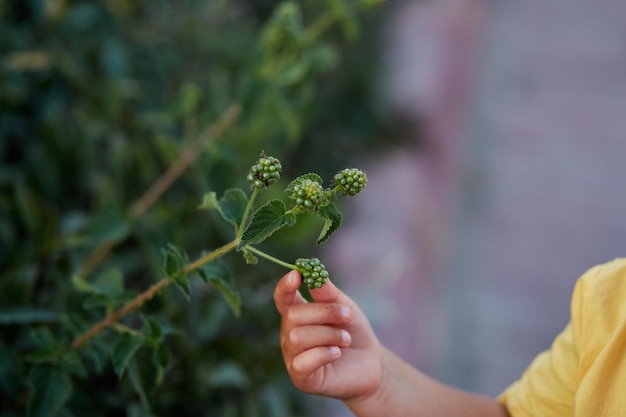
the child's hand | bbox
[273,270,385,401]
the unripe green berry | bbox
[248,155,282,189]
[288,179,328,212]
[334,168,367,196]
[295,257,329,289]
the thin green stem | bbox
[245,246,297,270]
[236,188,259,239]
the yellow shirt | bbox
[498,258,626,416]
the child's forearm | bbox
[344,348,510,417]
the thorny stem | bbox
[76,103,242,280]
[71,239,240,350]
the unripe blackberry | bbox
[334,168,367,196]
[295,257,329,289]
[247,155,282,189]
[288,178,328,212]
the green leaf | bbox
[141,315,163,343]
[151,344,171,387]
[197,262,241,317]
[83,293,112,310]
[218,188,248,227]
[71,274,95,293]
[316,203,343,244]
[0,308,59,325]
[161,244,191,299]
[92,268,124,297]
[27,365,73,417]
[199,188,249,228]
[128,358,152,413]
[172,274,191,300]
[161,244,186,277]
[240,199,296,247]
[198,191,219,211]
[59,351,87,378]
[112,333,144,378]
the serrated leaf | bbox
[285,173,323,194]
[199,188,249,228]
[316,203,343,244]
[161,245,184,277]
[27,365,73,417]
[240,199,296,247]
[112,333,144,378]
[198,262,241,317]
[218,188,248,226]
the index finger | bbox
[274,270,307,315]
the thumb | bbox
[274,270,306,315]
[308,277,355,307]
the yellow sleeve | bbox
[498,274,586,417]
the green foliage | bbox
[0,0,386,416]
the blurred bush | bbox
[0,0,392,416]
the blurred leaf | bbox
[316,203,343,244]
[151,343,170,387]
[209,362,250,389]
[0,308,59,325]
[59,351,87,379]
[240,199,296,247]
[27,365,73,417]
[112,333,144,378]
[197,261,241,317]
[92,268,124,297]
[128,358,152,414]
[199,188,249,228]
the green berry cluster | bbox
[295,257,329,289]
[247,155,282,189]
[334,168,367,196]
[288,179,328,212]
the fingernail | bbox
[329,346,341,358]
[339,306,351,319]
[340,330,351,345]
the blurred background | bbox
[318,0,626,415]
[2,0,626,416]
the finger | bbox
[284,325,351,356]
[289,346,342,380]
[284,302,352,327]
[274,270,306,315]
[308,278,355,307]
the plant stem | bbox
[71,238,240,350]
[237,188,259,239]
[245,246,297,270]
